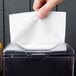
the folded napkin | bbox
[9,11,66,50]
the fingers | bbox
[33,0,45,11]
[33,0,63,19]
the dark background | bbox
[0,0,76,74]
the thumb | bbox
[36,0,63,19]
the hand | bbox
[33,0,63,19]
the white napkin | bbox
[9,11,66,50]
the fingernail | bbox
[37,12,43,19]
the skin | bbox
[33,0,63,19]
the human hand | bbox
[33,0,63,19]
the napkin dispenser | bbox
[3,11,75,76]
[3,43,74,76]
